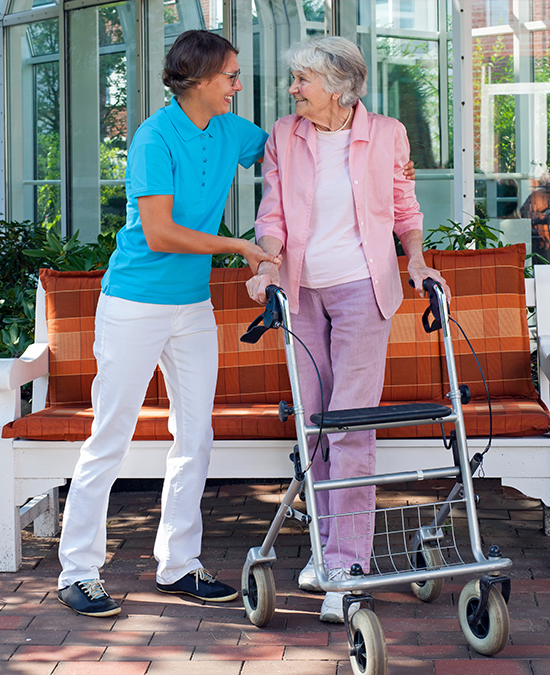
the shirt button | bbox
[202,171,206,175]
[202,182,205,187]
[369,258,374,263]
[203,158,207,162]
[360,221,364,226]
[354,180,358,185]
[201,135,206,139]
[374,279,379,285]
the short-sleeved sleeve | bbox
[233,116,269,169]
[126,125,175,198]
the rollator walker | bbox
[240,279,512,675]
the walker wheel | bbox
[242,563,276,627]
[458,579,510,655]
[410,543,445,602]
[349,608,388,675]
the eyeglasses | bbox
[219,69,241,86]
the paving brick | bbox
[0,630,68,645]
[242,661,338,674]
[435,660,532,675]
[27,614,118,631]
[0,617,32,630]
[12,645,105,661]
[239,631,329,646]
[110,616,200,632]
[53,664,149,675]
[532,660,550,675]
[62,631,152,646]
[284,645,349,660]
[0,664,56,674]
[388,644,469,658]
[192,645,285,660]
[148,662,242,675]
[150,630,241,646]
[0,644,16,659]
[102,645,192,660]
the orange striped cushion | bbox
[434,245,537,400]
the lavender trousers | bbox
[291,279,392,571]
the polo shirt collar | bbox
[166,96,215,142]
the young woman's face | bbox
[198,52,243,118]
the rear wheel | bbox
[410,543,445,602]
[242,563,276,627]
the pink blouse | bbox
[255,101,423,318]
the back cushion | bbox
[434,244,537,399]
[40,267,291,407]
[381,251,444,401]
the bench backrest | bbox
[39,243,536,407]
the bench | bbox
[1,244,549,571]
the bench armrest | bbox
[539,336,550,381]
[0,343,49,392]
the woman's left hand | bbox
[403,159,415,181]
[408,261,452,302]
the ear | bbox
[332,93,340,101]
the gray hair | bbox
[282,36,367,109]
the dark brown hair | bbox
[162,30,238,96]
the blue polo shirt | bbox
[102,96,268,305]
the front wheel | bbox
[410,544,445,603]
[458,580,510,655]
[349,609,388,675]
[242,563,276,627]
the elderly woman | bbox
[247,36,450,624]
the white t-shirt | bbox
[300,130,370,289]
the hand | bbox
[408,262,452,303]
[246,267,281,305]
[241,241,281,275]
[403,159,415,181]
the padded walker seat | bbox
[310,402,453,429]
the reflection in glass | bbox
[7,18,60,229]
[373,0,437,31]
[8,0,58,12]
[376,38,440,168]
[69,2,136,240]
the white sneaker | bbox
[319,568,360,624]
[298,544,326,592]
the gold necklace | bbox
[314,108,353,135]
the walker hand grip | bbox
[240,285,284,344]
[408,277,444,333]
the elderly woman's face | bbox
[289,69,335,122]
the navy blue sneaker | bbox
[58,579,121,617]
[157,568,238,602]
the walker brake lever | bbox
[240,285,284,344]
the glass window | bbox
[473,0,550,263]
[374,0,438,31]
[6,18,60,229]
[8,0,58,12]
[68,1,136,241]
[376,38,440,168]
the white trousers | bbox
[58,293,218,588]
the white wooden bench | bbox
[1,251,549,572]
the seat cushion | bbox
[4,396,549,441]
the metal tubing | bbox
[313,466,461,492]
[435,284,485,562]
[258,476,303,559]
[276,289,326,583]
[315,557,512,593]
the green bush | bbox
[0,221,117,358]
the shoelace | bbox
[77,579,108,600]
[192,568,218,589]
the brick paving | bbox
[0,478,548,675]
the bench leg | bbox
[544,503,550,537]
[33,488,60,537]
[0,439,22,571]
